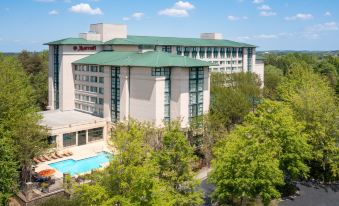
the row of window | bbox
[189,68,204,119]
[218,60,242,65]
[75,65,104,73]
[74,75,104,83]
[75,103,104,116]
[75,94,104,104]
[111,67,120,122]
[176,46,244,59]
[62,127,104,147]
[75,84,104,94]
[211,67,243,72]
[53,46,60,109]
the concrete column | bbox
[23,182,33,201]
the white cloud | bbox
[260,11,276,16]
[227,15,248,21]
[158,1,194,17]
[236,36,250,41]
[158,8,188,17]
[324,11,331,16]
[253,0,264,4]
[308,22,338,32]
[49,10,58,15]
[257,4,271,10]
[123,12,145,21]
[285,13,313,20]
[69,3,103,15]
[174,1,195,10]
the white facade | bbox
[45,23,263,144]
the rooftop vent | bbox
[200,33,223,40]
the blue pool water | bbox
[49,152,111,176]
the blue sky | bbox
[0,0,338,52]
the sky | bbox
[0,0,338,52]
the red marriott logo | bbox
[73,45,96,51]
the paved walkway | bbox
[279,183,339,206]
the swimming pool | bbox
[49,152,111,176]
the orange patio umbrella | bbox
[38,169,56,177]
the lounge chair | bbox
[38,156,46,162]
[49,153,58,159]
[66,150,73,156]
[43,155,51,161]
[33,157,41,164]
[55,152,63,158]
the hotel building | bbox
[41,23,263,149]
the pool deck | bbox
[35,141,113,178]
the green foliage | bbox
[0,54,48,200]
[0,131,18,206]
[38,196,79,206]
[245,100,311,180]
[17,50,49,110]
[263,65,284,100]
[278,66,339,180]
[209,123,284,206]
[154,122,203,205]
[74,121,202,206]
[209,100,313,205]
[210,72,261,130]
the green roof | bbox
[45,35,255,47]
[105,35,256,47]
[44,38,103,45]
[73,51,216,67]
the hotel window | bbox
[226,48,231,58]
[75,103,81,109]
[206,48,212,58]
[220,48,225,58]
[189,67,204,121]
[90,65,98,72]
[99,66,105,73]
[63,132,76,147]
[53,45,59,109]
[238,48,243,57]
[213,48,219,58]
[99,77,104,83]
[90,76,98,83]
[199,47,205,58]
[90,96,97,103]
[162,46,172,53]
[192,47,197,59]
[111,67,120,122]
[232,48,237,58]
[75,94,80,100]
[99,87,104,94]
[247,48,253,72]
[177,46,182,55]
[184,47,190,57]
[90,86,97,93]
[238,60,242,64]
[88,127,103,142]
[98,98,104,105]
[152,68,171,122]
[82,105,89,111]
[47,135,57,145]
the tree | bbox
[154,122,203,206]
[263,65,284,100]
[209,100,313,205]
[75,121,174,205]
[245,100,311,180]
[0,54,48,190]
[209,124,284,206]
[210,72,261,131]
[0,130,18,205]
[17,50,49,109]
[278,65,339,181]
